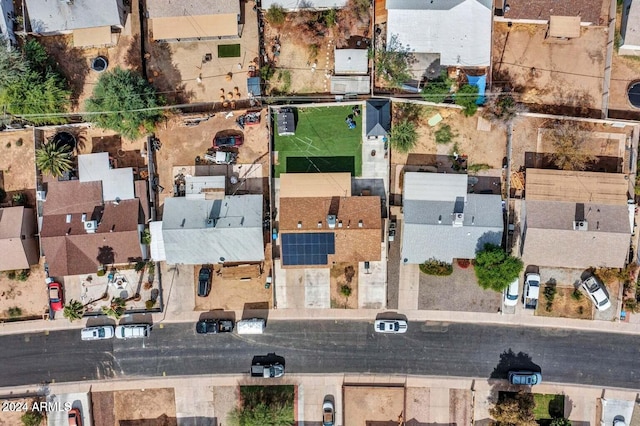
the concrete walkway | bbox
[397,263,420,310]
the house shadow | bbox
[242,302,269,323]
[146,40,194,104]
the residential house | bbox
[386,0,492,73]
[145,0,241,41]
[365,99,391,138]
[401,172,503,264]
[620,0,640,56]
[260,0,347,11]
[496,0,604,25]
[40,153,145,277]
[520,169,632,269]
[0,207,39,271]
[24,0,127,47]
[0,0,15,45]
[278,173,381,267]
[159,195,264,264]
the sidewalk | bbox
[0,305,638,336]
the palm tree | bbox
[389,120,418,153]
[63,299,85,322]
[35,142,73,178]
[101,297,126,320]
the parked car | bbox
[48,281,64,311]
[198,267,212,297]
[213,134,243,149]
[503,278,519,307]
[523,273,540,309]
[508,370,542,386]
[81,326,115,341]
[322,398,335,426]
[196,319,234,334]
[581,275,612,311]
[115,324,151,339]
[68,408,82,426]
[374,319,408,334]
[388,220,397,242]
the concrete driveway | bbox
[47,392,91,426]
[358,258,387,309]
[277,265,330,308]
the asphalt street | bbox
[0,321,637,389]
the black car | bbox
[197,267,212,297]
[196,319,234,334]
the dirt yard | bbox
[0,264,48,320]
[154,112,269,208]
[536,286,593,319]
[0,129,36,195]
[93,388,176,426]
[344,386,405,425]
[330,262,359,309]
[493,22,606,114]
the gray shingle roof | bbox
[522,200,631,269]
[161,195,264,264]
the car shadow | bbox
[374,311,408,321]
[242,302,269,324]
[198,309,236,323]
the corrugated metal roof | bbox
[161,195,264,264]
[330,76,371,94]
[25,0,124,33]
[386,0,491,66]
[404,172,468,202]
[334,49,368,75]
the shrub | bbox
[96,269,106,277]
[15,138,23,147]
[266,4,286,26]
[12,192,26,206]
[455,84,479,116]
[544,284,557,311]
[571,289,583,301]
[390,120,418,153]
[7,270,16,280]
[434,124,456,145]
[16,269,29,281]
[467,163,491,173]
[344,265,356,283]
[21,410,43,426]
[8,306,22,318]
[419,258,453,276]
[421,71,452,103]
[624,298,639,312]
[5,142,10,148]
[145,299,155,310]
[340,285,352,297]
[141,228,151,245]
[134,260,146,273]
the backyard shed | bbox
[277,109,296,136]
[247,77,262,96]
[548,15,581,39]
[334,48,369,75]
[330,76,371,94]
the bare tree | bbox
[544,121,597,171]
[482,93,526,128]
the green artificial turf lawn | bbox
[217,44,241,58]
[533,393,564,420]
[273,105,362,177]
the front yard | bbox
[0,264,48,321]
[273,105,363,177]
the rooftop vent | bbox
[84,220,98,233]
[358,220,363,228]
[327,215,336,229]
[573,220,588,231]
[81,213,87,222]
[66,214,72,223]
[317,221,322,228]
[453,213,464,227]
[297,221,302,229]
[206,218,215,228]
[338,220,343,228]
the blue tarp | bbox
[466,74,486,105]
[247,77,261,96]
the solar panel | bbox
[281,232,336,266]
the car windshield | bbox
[97,329,105,337]
[506,292,518,300]
[586,281,600,292]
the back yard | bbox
[273,105,363,177]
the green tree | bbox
[550,418,572,426]
[389,120,418,153]
[85,68,164,140]
[375,34,415,88]
[421,72,452,103]
[101,297,126,320]
[35,142,74,178]
[483,93,523,127]
[546,121,597,171]
[435,124,456,145]
[0,41,27,88]
[0,39,70,125]
[21,410,43,426]
[474,244,523,292]
[63,299,85,322]
[266,4,286,26]
[455,84,479,116]
[489,391,537,426]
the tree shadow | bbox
[490,348,540,379]
[124,33,143,74]
[146,40,194,104]
[39,36,90,109]
[97,246,115,266]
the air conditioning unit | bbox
[83,220,98,233]
[36,190,47,201]
[573,220,588,231]
[453,213,464,227]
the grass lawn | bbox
[218,44,241,58]
[534,393,565,420]
[274,105,363,177]
[229,385,295,424]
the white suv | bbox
[115,324,151,339]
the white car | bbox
[81,325,115,341]
[503,278,519,307]
[374,319,408,334]
[115,324,151,339]
[581,275,612,311]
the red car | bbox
[68,408,82,426]
[213,134,243,149]
[48,281,64,311]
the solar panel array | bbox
[281,233,336,266]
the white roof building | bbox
[78,152,135,202]
[620,0,640,56]
[334,49,368,75]
[386,0,492,67]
